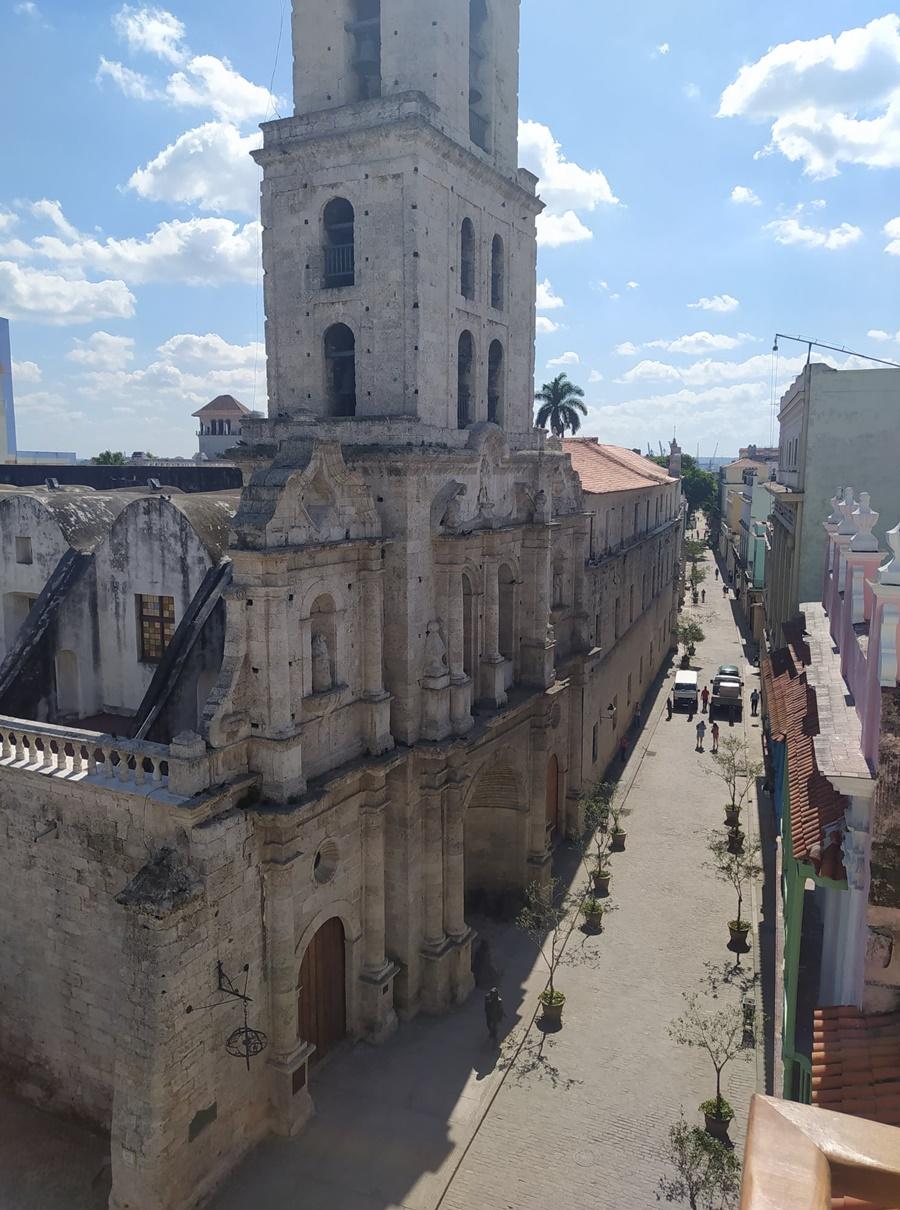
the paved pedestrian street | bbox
[210,539,769,1210]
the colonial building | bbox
[762,486,900,1113]
[0,5,680,1208]
[765,363,900,647]
[194,395,253,461]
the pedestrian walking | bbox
[722,584,728,597]
[750,688,760,717]
[695,719,706,751]
[711,721,720,753]
[701,684,710,713]
[701,589,706,603]
[484,987,505,1043]
[715,567,719,581]
[666,696,673,721]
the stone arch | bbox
[487,339,504,425]
[464,759,528,916]
[309,593,338,691]
[460,218,476,300]
[490,234,504,309]
[294,903,358,1063]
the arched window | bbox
[457,331,474,428]
[324,324,357,417]
[350,0,381,101]
[323,198,355,288]
[469,0,491,151]
[460,218,476,300]
[490,234,504,309]
[487,340,504,424]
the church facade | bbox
[0,4,681,1207]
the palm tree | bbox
[534,374,588,437]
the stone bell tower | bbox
[255,0,540,438]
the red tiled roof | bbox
[761,632,847,877]
[191,394,251,418]
[563,439,674,495]
[813,1006,900,1129]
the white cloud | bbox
[810,198,827,208]
[96,58,162,102]
[656,43,670,56]
[112,5,186,63]
[588,370,604,383]
[718,15,900,178]
[16,392,85,424]
[157,332,263,368]
[11,360,41,384]
[683,82,701,100]
[30,199,80,240]
[536,210,593,247]
[619,351,817,388]
[536,279,565,310]
[67,332,135,370]
[0,262,135,325]
[645,331,754,355]
[127,121,260,215]
[626,280,640,289]
[731,185,761,206]
[0,211,18,233]
[615,341,640,356]
[14,1,49,23]
[32,215,261,286]
[166,55,276,124]
[519,119,617,247]
[765,217,862,250]
[535,316,560,335]
[547,351,580,367]
[688,294,740,312]
[868,328,896,342]
[884,217,900,255]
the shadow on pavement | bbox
[753,776,778,1095]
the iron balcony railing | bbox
[324,243,355,287]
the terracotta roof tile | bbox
[761,631,847,876]
[813,1007,900,1140]
[562,439,675,495]
[191,394,251,418]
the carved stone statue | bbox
[532,489,549,524]
[311,632,333,693]
[477,479,494,523]
[424,621,448,678]
[440,484,466,532]
[850,492,879,552]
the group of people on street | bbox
[695,719,719,752]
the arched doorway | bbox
[465,762,526,916]
[546,753,560,839]
[297,917,347,1064]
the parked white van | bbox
[673,670,699,711]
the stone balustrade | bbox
[0,716,173,793]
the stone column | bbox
[262,851,314,1135]
[358,794,399,1042]
[442,562,473,734]
[443,783,467,941]
[360,563,393,755]
[420,788,452,1012]
[479,559,506,707]
[527,722,551,885]
[520,530,555,689]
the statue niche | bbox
[309,594,338,694]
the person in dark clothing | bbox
[485,987,505,1043]
[715,567,719,581]
[666,696,673,721]
[750,688,760,717]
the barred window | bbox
[137,594,175,663]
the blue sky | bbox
[2,1,898,460]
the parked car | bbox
[673,670,699,711]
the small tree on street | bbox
[683,537,707,565]
[707,834,762,934]
[578,781,615,874]
[91,450,126,465]
[676,619,705,661]
[657,1112,741,1208]
[669,992,749,1125]
[709,737,762,814]
[516,877,572,1006]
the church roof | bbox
[563,439,675,495]
[191,395,252,419]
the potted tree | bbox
[675,620,705,669]
[657,1111,742,1208]
[708,736,761,830]
[707,833,762,951]
[579,781,615,894]
[669,993,750,1141]
[516,878,571,1027]
[581,896,606,931]
[609,804,627,852]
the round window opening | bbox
[313,840,339,885]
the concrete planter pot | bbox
[728,920,751,949]
[704,1112,732,1141]
[724,806,740,828]
[591,870,611,896]
[610,829,626,852]
[727,828,744,854]
[539,990,565,1027]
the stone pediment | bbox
[230,440,381,550]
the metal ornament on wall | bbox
[217,962,269,1070]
